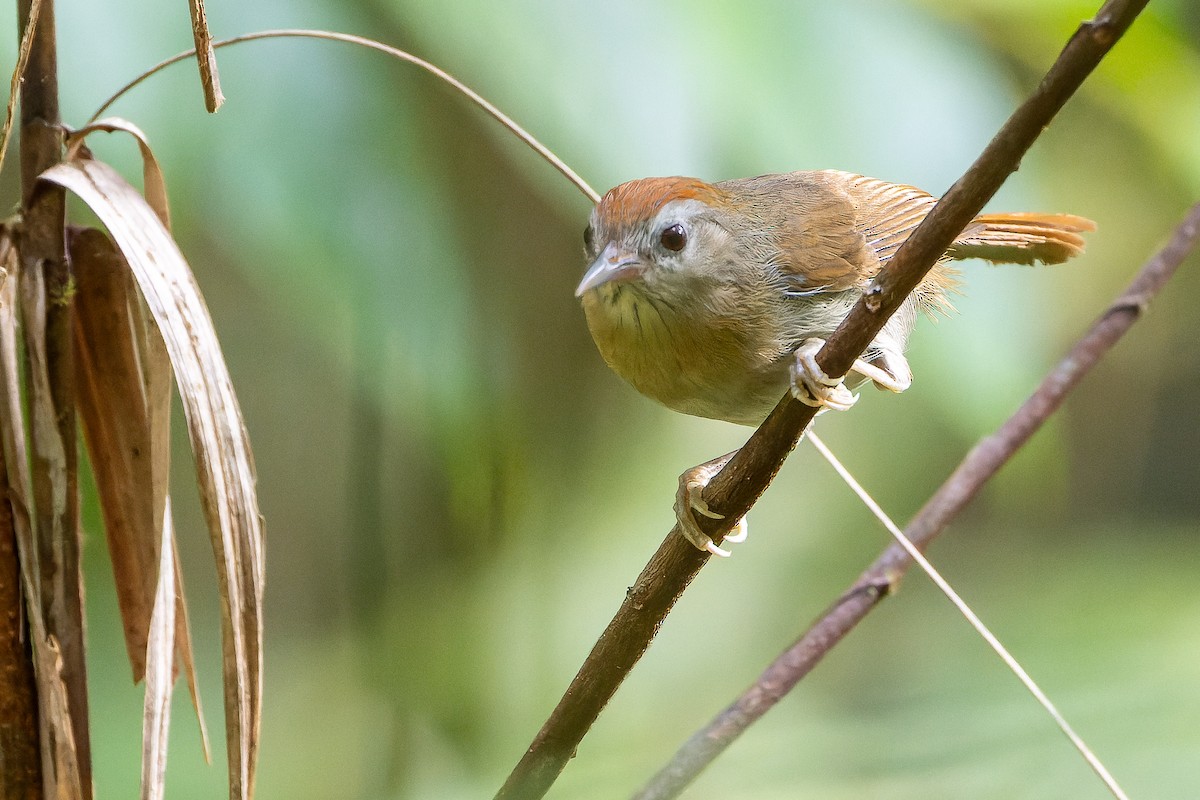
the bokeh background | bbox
[2,0,1199,797]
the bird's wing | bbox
[719,171,880,294]
[724,170,951,296]
[834,171,939,264]
[823,171,960,311]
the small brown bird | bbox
[576,170,1094,555]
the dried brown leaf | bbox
[141,499,176,800]
[71,225,211,764]
[72,226,160,682]
[66,118,171,229]
[41,157,263,800]
[36,637,85,800]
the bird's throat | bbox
[580,285,787,425]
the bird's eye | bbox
[660,223,687,252]
[583,224,595,252]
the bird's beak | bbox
[575,242,645,297]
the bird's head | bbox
[575,177,742,301]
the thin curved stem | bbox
[88,29,601,204]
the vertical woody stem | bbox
[0,449,42,800]
[16,0,92,795]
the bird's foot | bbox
[791,338,913,409]
[674,452,746,557]
[790,338,859,411]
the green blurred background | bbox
[3,0,1199,797]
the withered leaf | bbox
[43,157,262,800]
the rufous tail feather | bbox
[950,212,1096,265]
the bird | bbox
[575,169,1094,556]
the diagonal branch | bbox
[494,1,1149,798]
[633,199,1200,800]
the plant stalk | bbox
[16,0,91,795]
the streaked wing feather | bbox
[836,172,938,263]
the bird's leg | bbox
[674,450,747,558]
[790,338,911,410]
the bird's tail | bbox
[949,212,1096,266]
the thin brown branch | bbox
[634,199,1200,800]
[494,1,1148,798]
[16,0,90,795]
[186,0,224,112]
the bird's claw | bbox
[790,338,859,411]
[675,455,747,557]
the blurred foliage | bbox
[2,0,1198,797]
